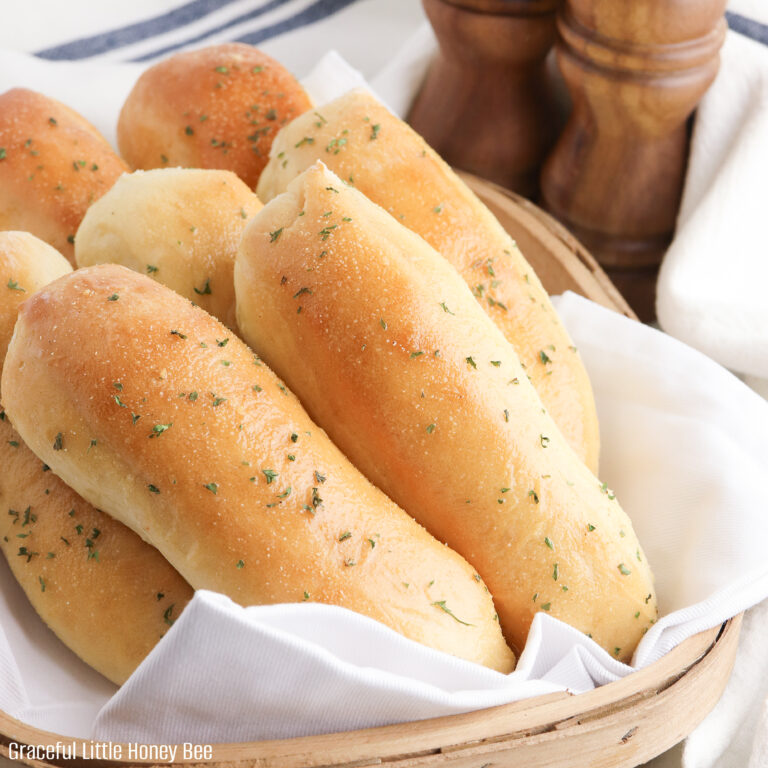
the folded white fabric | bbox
[92,596,564,743]
[1,292,766,743]
[657,28,768,380]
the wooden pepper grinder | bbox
[408,0,564,199]
[540,0,728,321]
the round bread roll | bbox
[76,168,262,331]
[0,89,128,264]
[1,264,515,673]
[118,43,312,188]
[257,89,600,473]
[236,163,658,661]
[0,233,193,685]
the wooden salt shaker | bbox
[540,0,728,320]
[408,0,564,198]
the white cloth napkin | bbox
[656,28,768,381]
[1,292,767,745]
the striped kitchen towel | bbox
[1,0,765,72]
[0,0,427,81]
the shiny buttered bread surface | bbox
[257,90,600,473]
[0,89,128,264]
[236,164,657,660]
[0,233,193,685]
[1,265,515,673]
[75,168,262,331]
[117,43,312,188]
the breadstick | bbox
[236,163,657,660]
[0,232,71,364]
[118,43,312,188]
[257,89,600,472]
[0,416,193,685]
[0,233,192,685]
[76,168,262,331]
[0,89,128,264]
[1,264,515,673]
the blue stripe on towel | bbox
[726,12,768,46]
[132,0,360,62]
[35,0,249,60]
[237,0,360,46]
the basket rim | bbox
[458,171,637,320]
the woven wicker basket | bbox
[0,175,741,768]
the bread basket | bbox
[0,175,741,768]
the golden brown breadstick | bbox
[0,232,71,364]
[2,264,515,673]
[75,168,262,331]
[0,89,128,264]
[257,90,600,472]
[0,233,192,685]
[236,163,657,660]
[0,416,193,685]
[118,43,312,188]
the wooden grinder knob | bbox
[540,0,728,320]
[409,0,564,198]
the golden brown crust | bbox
[0,239,192,685]
[117,44,312,189]
[236,163,657,660]
[0,233,71,369]
[75,168,262,331]
[257,90,600,472]
[2,264,514,673]
[0,417,193,686]
[0,88,128,264]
